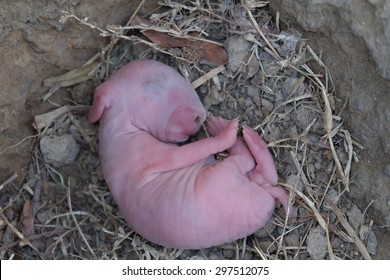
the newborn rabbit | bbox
[89,59,290,249]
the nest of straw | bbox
[0,0,375,260]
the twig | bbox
[34,105,90,132]
[282,183,336,260]
[0,212,44,259]
[0,135,38,156]
[244,6,280,60]
[0,174,18,193]
[289,151,312,188]
[328,200,372,260]
[191,65,225,89]
[67,179,96,258]
[302,64,349,191]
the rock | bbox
[274,30,303,58]
[269,0,390,80]
[286,125,298,138]
[209,249,224,260]
[260,98,274,113]
[242,251,253,260]
[346,204,363,230]
[359,225,378,256]
[225,35,259,78]
[331,237,342,249]
[307,225,327,259]
[70,81,95,105]
[297,206,311,223]
[222,249,235,259]
[366,231,378,256]
[225,35,248,73]
[284,232,300,247]
[285,174,304,192]
[295,106,315,129]
[189,255,205,260]
[384,164,390,178]
[269,0,390,231]
[322,188,339,211]
[178,250,195,260]
[282,77,305,97]
[204,86,224,107]
[40,134,80,167]
[254,216,277,238]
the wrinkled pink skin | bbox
[89,59,290,249]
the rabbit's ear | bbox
[88,83,112,124]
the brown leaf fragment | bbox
[131,15,228,66]
[140,29,183,48]
[20,199,35,240]
[200,42,229,66]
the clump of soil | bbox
[0,1,377,260]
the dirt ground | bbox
[300,31,390,259]
[0,1,389,259]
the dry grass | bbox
[0,0,374,260]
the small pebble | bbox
[287,125,298,138]
[246,86,258,98]
[366,231,378,255]
[346,204,363,230]
[384,164,390,177]
[209,250,224,260]
[189,255,205,260]
[307,225,327,260]
[295,106,315,128]
[261,98,274,112]
[225,34,251,74]
[285,175,304,192]
[284,232,300,247]
[322,188,339,211]
[222,249,235,259]
[259,241,276,253]
[40,134,80,167]
[241,251,253,260]
[359,225,377,255]
[254,216,277,238]
[71,81,94,105]
[204,86,224,106]
[331,237,342,249]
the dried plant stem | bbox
[67,180,96,258]
[329,200,371,260]
[191,65,225,89]
[244,6,280,60]
[0,135,38,156]
[0,174,18,192]
[282,183,336,260]
[0,212,43,259]
[302,64,349,191]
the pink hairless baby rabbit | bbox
[89,59,291,249]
